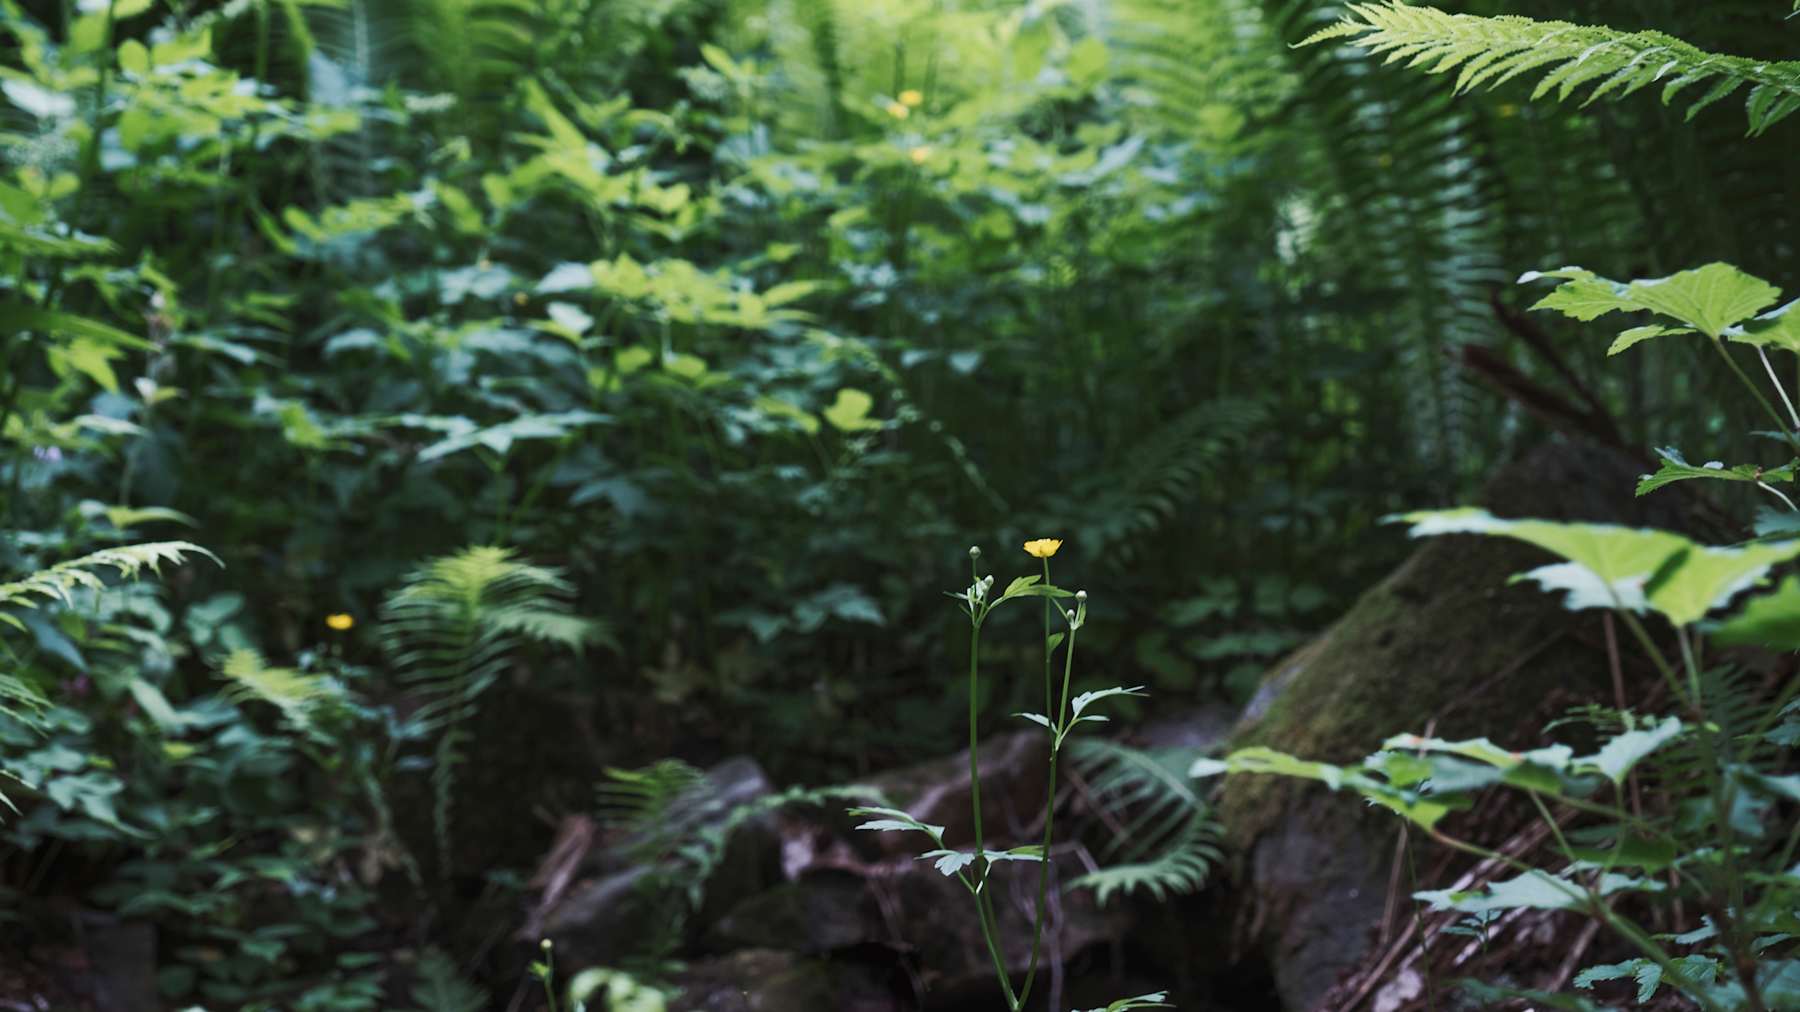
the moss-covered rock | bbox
[1217,440,1708,1010]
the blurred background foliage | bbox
[1,0,1796,1005]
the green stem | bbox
[1017,600,1074,1009]
[967,618,1021,1009]
[1712,339,1800,454]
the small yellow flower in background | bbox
[513,292,529,306]
[1023,538,1063,559]
[898,89,924,108]
[909,145,932,164]
[885,101,910,119]
[326,613,355,631]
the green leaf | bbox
[1394,509,1800,624]
[1728,299,1800,353]
[848,806,944,842]
[1710,575,1800,648]
[1415,870,1591,914]
[0,301,150,349]
[1524,263,1782,339]
[1071,685,1148,720]
[822,388,882,432]
[1636,447,1798,496]
[1585,718,1683,784]
[1609,324,1695,356]
[1002,575,1041,598]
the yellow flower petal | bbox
[908,145,932,164]
[326,613,355,631]
[885,101,910,119]
[1022,538,1063,558]
[898,89,924,108]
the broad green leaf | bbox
[1636,447,1798,496]
[1191,746,1345,789]
[1524,263,1783,339]
[1415,869,1647,914]
[1727,299,1800,353]
[1394,509,1800,624]
[822,388,882,432]
[1520,268,1638,321]
[1710,575,1800,648]
[1646,541,1800,626]
[1628,263,1781,338]
[1394,509,1686,612]
[1608,324,1694,356]
[1585,718,1683,784]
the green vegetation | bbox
[2,0,1798,1008]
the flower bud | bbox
[969,546,981,558]
[1075,590,1087,602]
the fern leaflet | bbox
[1305,2,1800,135]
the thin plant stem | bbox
[966,609,1021,1009]
[1712,339,1800,454]
[1756,481,1799,513]
[1018,577,1073,1009]
[1756,347,1800,431]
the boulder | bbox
[1216,440,1709,1010]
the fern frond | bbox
[597,758,707,858]
[1306,2,1800,136]
[407,947,486,1012]
[218,648,346,744]
[1065,739,1222,905]
[379,545,596,876]
[0,542,219,615]
[1067,812,1221,905]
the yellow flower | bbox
[909,145,932,164]
[885,101,910,120]
[1022,538,1063,559]
[898,89,924,108]
[326,613,355,631]
[513,292,529,306]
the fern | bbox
[596,758,707,859]
[0,542,218,623]
[380,545,598,876]
[1065,739,1222,906]
[218,648,348,746]
[1305,2,1800,136]
[407,946,486,1012]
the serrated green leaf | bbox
[1727,299,1800,353]
[1636,447,1797,496]
[1070,685,1147,719]
[1710,575,1800,648]
[1609,324,1694,355]
[1586,718,1683,784]
[848,806,944,842]
[1525,263,1782,338]
[1394,509,1800,624]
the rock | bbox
[663,949,903,1012]
[536,756,781,969]
[706,869,872,954]
[1216,440,1709,1010]
[862,731,1048,859]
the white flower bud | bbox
[1075,590,1087,602]
[969,546,981,558]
